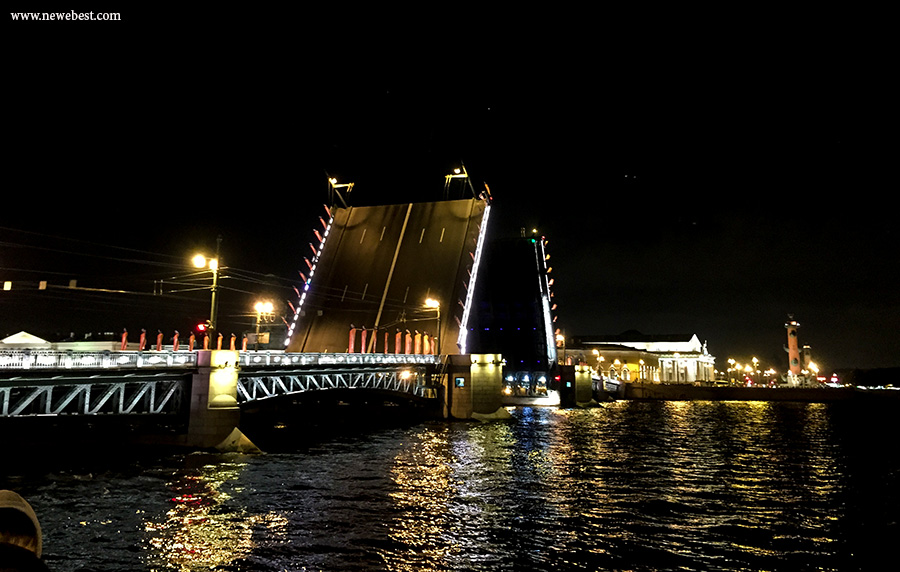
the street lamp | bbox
[443,165,476,199]
[254,301,275,351]
[192,252,220,334]
[424,298,441,354]
[328,177,354,208]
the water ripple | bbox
[3,400,897,571]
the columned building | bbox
[565,331,716,384]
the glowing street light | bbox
[192,251,220,335]
[443,165,476,199]
[253,301,275,351]
[328,177,354,208]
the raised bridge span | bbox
[285,197,491,356]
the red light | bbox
[197,323,207,332]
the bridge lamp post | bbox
[443,165,476,199]
[425,298,441,355]
[192,253,220,335]
[328,177,354,208]
[254,301,275,351]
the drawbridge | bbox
[285,197,493,357]
[0,193,573,446]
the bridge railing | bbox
[1,349,441,372]
[238,352,442,368]
[0,350,198,371]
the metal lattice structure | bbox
[0,352,442,419]
[238,367,437,403]
[0,374,185,418]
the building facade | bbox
[564,331,716,384]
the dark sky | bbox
[3,8,897,371]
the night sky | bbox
[4,8,897,372]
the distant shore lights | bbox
[284,203,335,347]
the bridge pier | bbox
[558,364,594,408]
[443,354,510,420]
[181,350,241,448]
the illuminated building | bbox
[565,331,716,383]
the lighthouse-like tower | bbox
[784,315,802,385]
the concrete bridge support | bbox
[574,364,594,406]
[558,364,594,408]
[443,354,510,420]
[182,350,241,448]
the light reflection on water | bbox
[142,456,288,571]
[2,400,896,571]
[384,425,454,569]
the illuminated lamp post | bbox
[443,165,476,199]
[254,301,275,351]
[192,249,220,336]
[555,332,566,365]
[328,177,354,208]
[744,364,754,385]
[807,362,820,385]
[425,298,441,354]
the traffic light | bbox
[197,321,209,333]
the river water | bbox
[2,400,897,571]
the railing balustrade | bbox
[0,350,198,370]
[0,350,440,371]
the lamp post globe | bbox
[192,253,220,335]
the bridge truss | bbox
[237,366,438,403]
[0,352,443,418]
[0,373,186,418]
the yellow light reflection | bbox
[384,426,455,570]
[142,458,286,570]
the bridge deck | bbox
[286,198,489,355]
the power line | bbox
[0,226,183,265]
